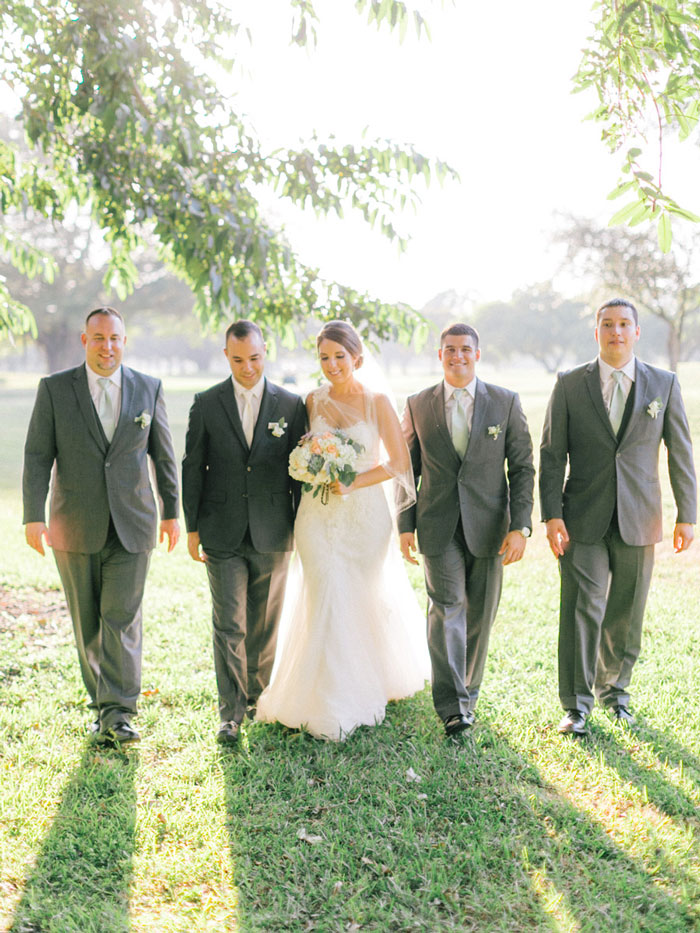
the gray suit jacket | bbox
[182,377,307,553]
[539,358,697,546]
[399,379,535,558]
[23,363,180,553]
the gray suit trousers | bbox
[423,521,503,719]
[558,518,655,714]
[205,538,290,724]
[54,523,151,729]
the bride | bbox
[256,321,430,740]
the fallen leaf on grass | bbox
[297,826,323,845]
[405,767,422,783]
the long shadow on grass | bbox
[218,696,696,932]
[633,714,700,787]
[11,744,137,933]
[580,720,700,820]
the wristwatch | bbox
[516,527,531,538]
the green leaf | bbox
[607,180,636,201]
[657,212,672,252]
[608,199,644,226]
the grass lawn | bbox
[1,365,699,932]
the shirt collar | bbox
[86,363,122,390]
[598,355,636,382]
[443,376,476,401]
[232,375,265,402]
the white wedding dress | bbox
[256,386,430,740]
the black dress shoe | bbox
[611,704,635,725]
[444,713,473,737]
[216,721,240,746]
[98,721,140,745]
[558,710,588,735]
[88,719,100,735]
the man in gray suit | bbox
[23,306,180,745]
[540,298,697,735]
[182,320,306,746]
[399,323,535,738]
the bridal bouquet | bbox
[289,430,364,503]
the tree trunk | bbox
[40,331,82,374]
[667,325,681,372]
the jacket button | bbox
[105,462,111,468]
[243,493,248,499]
[247,466,252,472]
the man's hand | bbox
[187,530,207,563]
[499,530,527,565]
[673,522,694,553]
[545,519,569,558]
[160,518,180,553]
[400,531,420,566]
[25,522,51,556]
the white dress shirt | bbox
[233,376,265,440]
[599,356,636,413]
[443,377,476,433]
[86,363,123,424]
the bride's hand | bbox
[329,479,354,496]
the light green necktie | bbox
[451,388,469,458]
[609,370,626,435]
[241,389,255,447]
[97,377,116,442]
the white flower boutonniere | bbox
[134,411,152,430]
[487,423,503,440]
[268,417,288,438]
[647,398,663,420]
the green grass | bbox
[1,367,700,932]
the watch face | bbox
[521,527,531,538]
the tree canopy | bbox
[475,284,591,373]
[0,0,453,344]
[576,0,700,251]
[554,215,700,370]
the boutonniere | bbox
[134,411,152,430]
[487,423,503,440]
[647,398,663,420]
[268,417,288,437]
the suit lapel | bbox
[430,383,461,465]
[584,360,617,441]
[73,365,108,452]
[218,378,249,450]
[111,366,134,447]
[467,379,488,456]
[252,380,277,451]
[619,359,649,445]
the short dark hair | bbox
[596,298,639,326]
[225,319,264,344]
[316,320,363,362]
[85,306,124,328]
[440,322,480,349]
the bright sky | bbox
[230,0,700,309]
[3,0,698,312]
